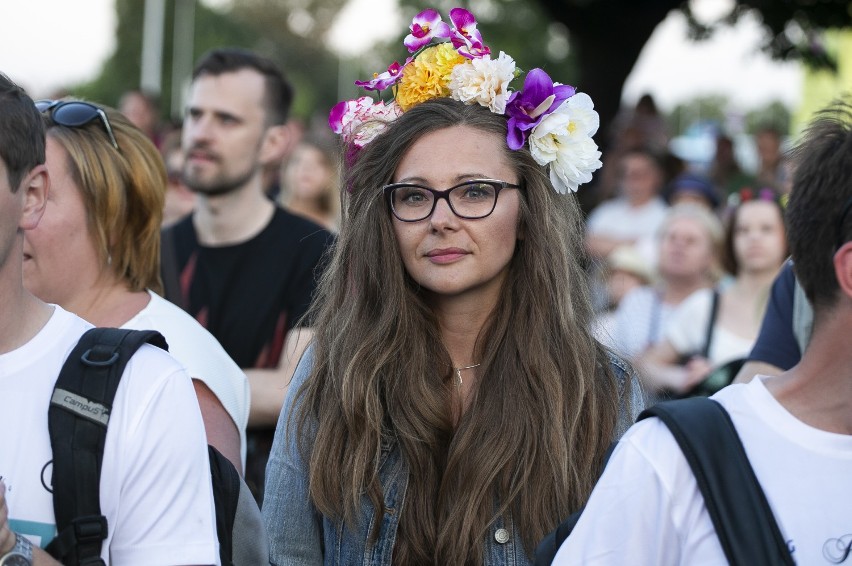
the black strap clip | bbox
[72,514,109,545]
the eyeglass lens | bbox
[391,181,499,221]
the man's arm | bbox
[246,327,314,427]
[1,482,60,566]
[193,379,242,474]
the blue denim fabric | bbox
[264,346,641,565]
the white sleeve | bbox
[552,419,724,565]
[664,288,713,357]
[585,203,611,235]
[104,346,219,565]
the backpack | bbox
[534,397,794,566]
[45,327,268,566]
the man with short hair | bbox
[0,73,217,565]
[554,100,852,564]
[161,48,332,501]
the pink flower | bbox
[328,96,403,148]
[355,60,407,91]
[448,7,490,59]
[404,9,451,53]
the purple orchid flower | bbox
[404,9,451,53]
[448,7,490,59]
[505,68,576,150]
[354,60,406,91]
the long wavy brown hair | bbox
[294,98,622,564]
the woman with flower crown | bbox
[262,7,642,565]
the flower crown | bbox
[328,7,602,194]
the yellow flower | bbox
[395,43,467,111]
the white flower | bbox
[448,51,516,114]
[527,93,602,193]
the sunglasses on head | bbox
[35,99,120,152]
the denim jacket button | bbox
[494,528,510,544]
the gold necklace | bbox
[455,363,481,386]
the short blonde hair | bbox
[45,102,165,294]
[657,202,725,281]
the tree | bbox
[79,0,849,147]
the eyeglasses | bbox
[383,179,521,222]
[35,100,120,151]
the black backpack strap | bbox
[639,398,794,566]
[46,328,167,565]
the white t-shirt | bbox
[586,197,668,265]
[554,377,852,565]
[665,287,754,367]
[611,286,675,360]
[0,306,219,565]
[124,290,249,465]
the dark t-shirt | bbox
[748,261,801,371]
[162,207,333,501]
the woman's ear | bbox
[19,164,49,231]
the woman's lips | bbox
[426,248,468,264]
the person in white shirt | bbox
[554,99,852,565]
[585,148,669,266]
[23,96,248,471]
[0,72,217,566]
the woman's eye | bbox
[460,184,494,200]
[399,189,429,205]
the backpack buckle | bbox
[72,515,108,545]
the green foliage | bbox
[667,96,729,136]
[744,101,791,136]
[70,0,347,126]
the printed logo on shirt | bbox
[824,534,852,563]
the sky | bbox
[0,0,802,112]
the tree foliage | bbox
[75,0,848,143]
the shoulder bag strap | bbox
[47,328,167,565]
[639,398,793,566]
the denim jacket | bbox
[263,346,642,565]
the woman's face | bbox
[391,125,521,304]
[22,137,101,304]
[733,200,786,274]
[657,216,715,281]
[284,144,333,200]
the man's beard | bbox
[183,165,256,198]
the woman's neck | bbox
[431,294,495,368]
[64,276,151,327]
[732,265,780,295]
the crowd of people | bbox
[1,5,850,566]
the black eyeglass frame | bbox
[35,99,120,152]
[382,179,522,222]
